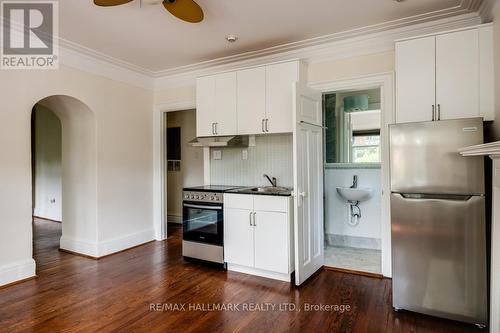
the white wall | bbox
[166,110,204,219]
[39,96,99,254]
[308,51,395,83]
[32,105,62,222]
[325,168,382,248]
[210,134,293,187]
[0,65,154,286]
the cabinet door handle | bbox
[253,212,257,226]
[262,119,265,133]
[249,212,253,226]
[215,123,218,135]
[437,104,441,121]
[212,123,215,135]
[265,119,269,132]
[432,105,435,121]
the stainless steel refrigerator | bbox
[390,118,487,326]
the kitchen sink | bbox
[250,186,290,193]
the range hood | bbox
[189,136,249,148]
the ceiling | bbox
[59,0,469,72]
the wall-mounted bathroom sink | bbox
[336,187,374,203]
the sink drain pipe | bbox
[348,200,361,226]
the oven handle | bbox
[183,203,223,210]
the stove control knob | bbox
[190,195,195,199]
[194,195,199,199]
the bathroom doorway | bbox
[322,88,383,275]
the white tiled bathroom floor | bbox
[324,246,381,274]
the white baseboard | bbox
[61,229,155,258]
[0,259,36,286]
[325,234,381,250]
[227,263,291,282]
[60,236,99,257]
[33,207,62,222]
[97,228,155,257]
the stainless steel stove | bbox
[182,185,242,265]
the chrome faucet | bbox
[263,174,277,187]
[350,175,358,189]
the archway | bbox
[31,95,98,261]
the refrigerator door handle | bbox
[432,105,435,121]
[399,193,475,201]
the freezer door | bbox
[390,118,484,194]
[391,193,487,325]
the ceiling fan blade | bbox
[163,0,204,23]
[94,0,134,6]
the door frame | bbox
[153,100,196,241]
[309,72,395,277]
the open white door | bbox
[293,82,324,286]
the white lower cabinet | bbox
[253,211,288,274]
[224,208,254,267]
[224,194,293,282]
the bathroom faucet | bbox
[350,175,358,189]
[263,174,277,187]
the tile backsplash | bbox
[210,134,293,187]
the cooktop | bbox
[182,185,243,193]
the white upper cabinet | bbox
[197,60,305,137]
[265,62,301,134]
[479,26,495,121]
[396,36,436,123]
[196,72,237,137]
[214,72,237,136]
[237,67,266,135]
[395,24,494,123]
[196,75,216,137]
[436,29,479,121]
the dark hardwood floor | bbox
[0,219,481,333]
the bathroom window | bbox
[323,88,382,167]
[351,132,381,163]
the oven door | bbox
[183,201,223,246]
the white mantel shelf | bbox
[460,141,500,333]
[459,141,500,157]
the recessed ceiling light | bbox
[225,35,238,43]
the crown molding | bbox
[1,18,155,90]
[154,1,477,78]
[59,43,155,90]
[3,1,485,91]
[478,0,500,21]
[153,12,482,91]
[58,38,155,77]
